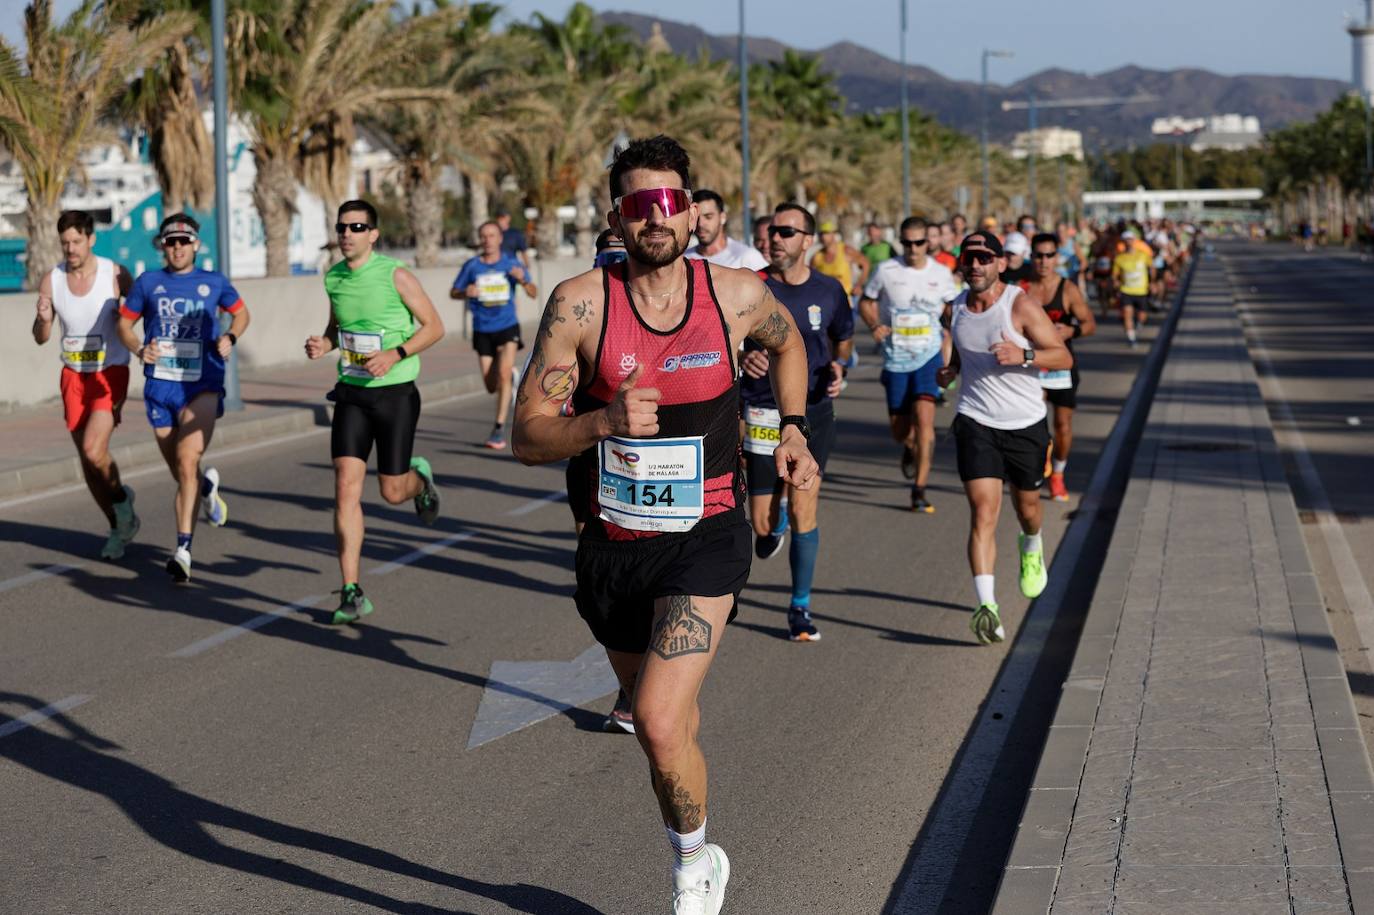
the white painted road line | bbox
[888,274,1186,914]
[170,594,331,659]
[369,532,477,577]
[168,487,567,658]
[0,694,93,740]
[1239,298,1374,652]
[0,563,84,595]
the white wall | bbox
[1,254,586,411]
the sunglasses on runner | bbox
[766,225,811,239]
[335,222,374,235]
[960,251,996,266]
[1032,251,1058,260]
[162,236,195,248]
[900,238,929,248]
[613,187,692,220]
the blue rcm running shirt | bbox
[121,268,244,387]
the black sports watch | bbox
[779,414,811,441]
[1021,348,1035,367]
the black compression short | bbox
[330,381,421,476]
[1046,365,1081,410]
[472,324,523,357]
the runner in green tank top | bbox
[305,199,446,623]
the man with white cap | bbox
[118,213,251,581]
[999,231,1033,286]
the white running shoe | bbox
[672,844,730,915]
[201,468,228,526]
[167,546,192,583]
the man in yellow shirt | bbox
[1112,228,1154,348]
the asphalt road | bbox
[0,298,1159,915]
[1223,243,1374,753]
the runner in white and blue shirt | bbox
[116,213,251,582]
[859,216,959,512]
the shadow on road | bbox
[0,693,604,914]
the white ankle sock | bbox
[974,574,996,606]
[1021,531,1043,553]
[668,821,710,886]
[1052,459,1067,474]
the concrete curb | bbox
[0,318,537,501]
[991,252,1374,914]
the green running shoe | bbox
[113,485,140,542]
[99,529,126,561]
[1019,532,1048,598]
[410,456,440,526]
[970,602,1005,645]
[332,584,374,625]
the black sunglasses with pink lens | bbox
[613,187,692,220]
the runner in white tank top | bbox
[31,210,140,559]
[938,230,1073,645]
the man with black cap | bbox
[937,230,1071,645]
[117,213,251,582]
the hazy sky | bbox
[3,0,1356,86]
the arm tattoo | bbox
[537,293,566,339]
[539,363,577,403]
[571,298,592,326]
[749,309,791,351]
[650,595,712,660]
[651,768,705,832]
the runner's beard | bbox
[626,228,686,267]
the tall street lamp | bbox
[211,0,240,411]
[900,0,910,217]
[739,0,751,230]
[981,48,1013,221]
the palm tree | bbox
[373,2,539,265]
[113,0,213,216]
[228,0,450,275]
[0,0,195,289]
[508,3,639,257]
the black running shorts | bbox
[1046,365,1080,410]
[951,412,1050,492]
[573,519,752,653]
[330,381,421,476]
[472,323,523,357]
[743,399,837,496]
[1120,293,1149,311]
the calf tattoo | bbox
[651,595,712,660]
[651,768,705,832]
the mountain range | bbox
[602,12,1349,149]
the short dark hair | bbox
[753,214,772,231]
[693,189,725,212]
[773,202,815,235]
[160,212,199,234]
[1018,214,1035,225]
[337,199,378,227]
[57,210,95,236]
[608,135,692,199]
[899,216,929,235]
[1031,232,1060,250]
[867,221,883,231]
[477,219,501,235]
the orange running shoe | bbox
[1049,472,1070,502]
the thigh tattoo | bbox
[651,595,713,660]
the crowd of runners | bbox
[29,134,1197,915]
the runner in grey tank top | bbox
[937,230,1073,645]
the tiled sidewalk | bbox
[994,254,1374,913]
